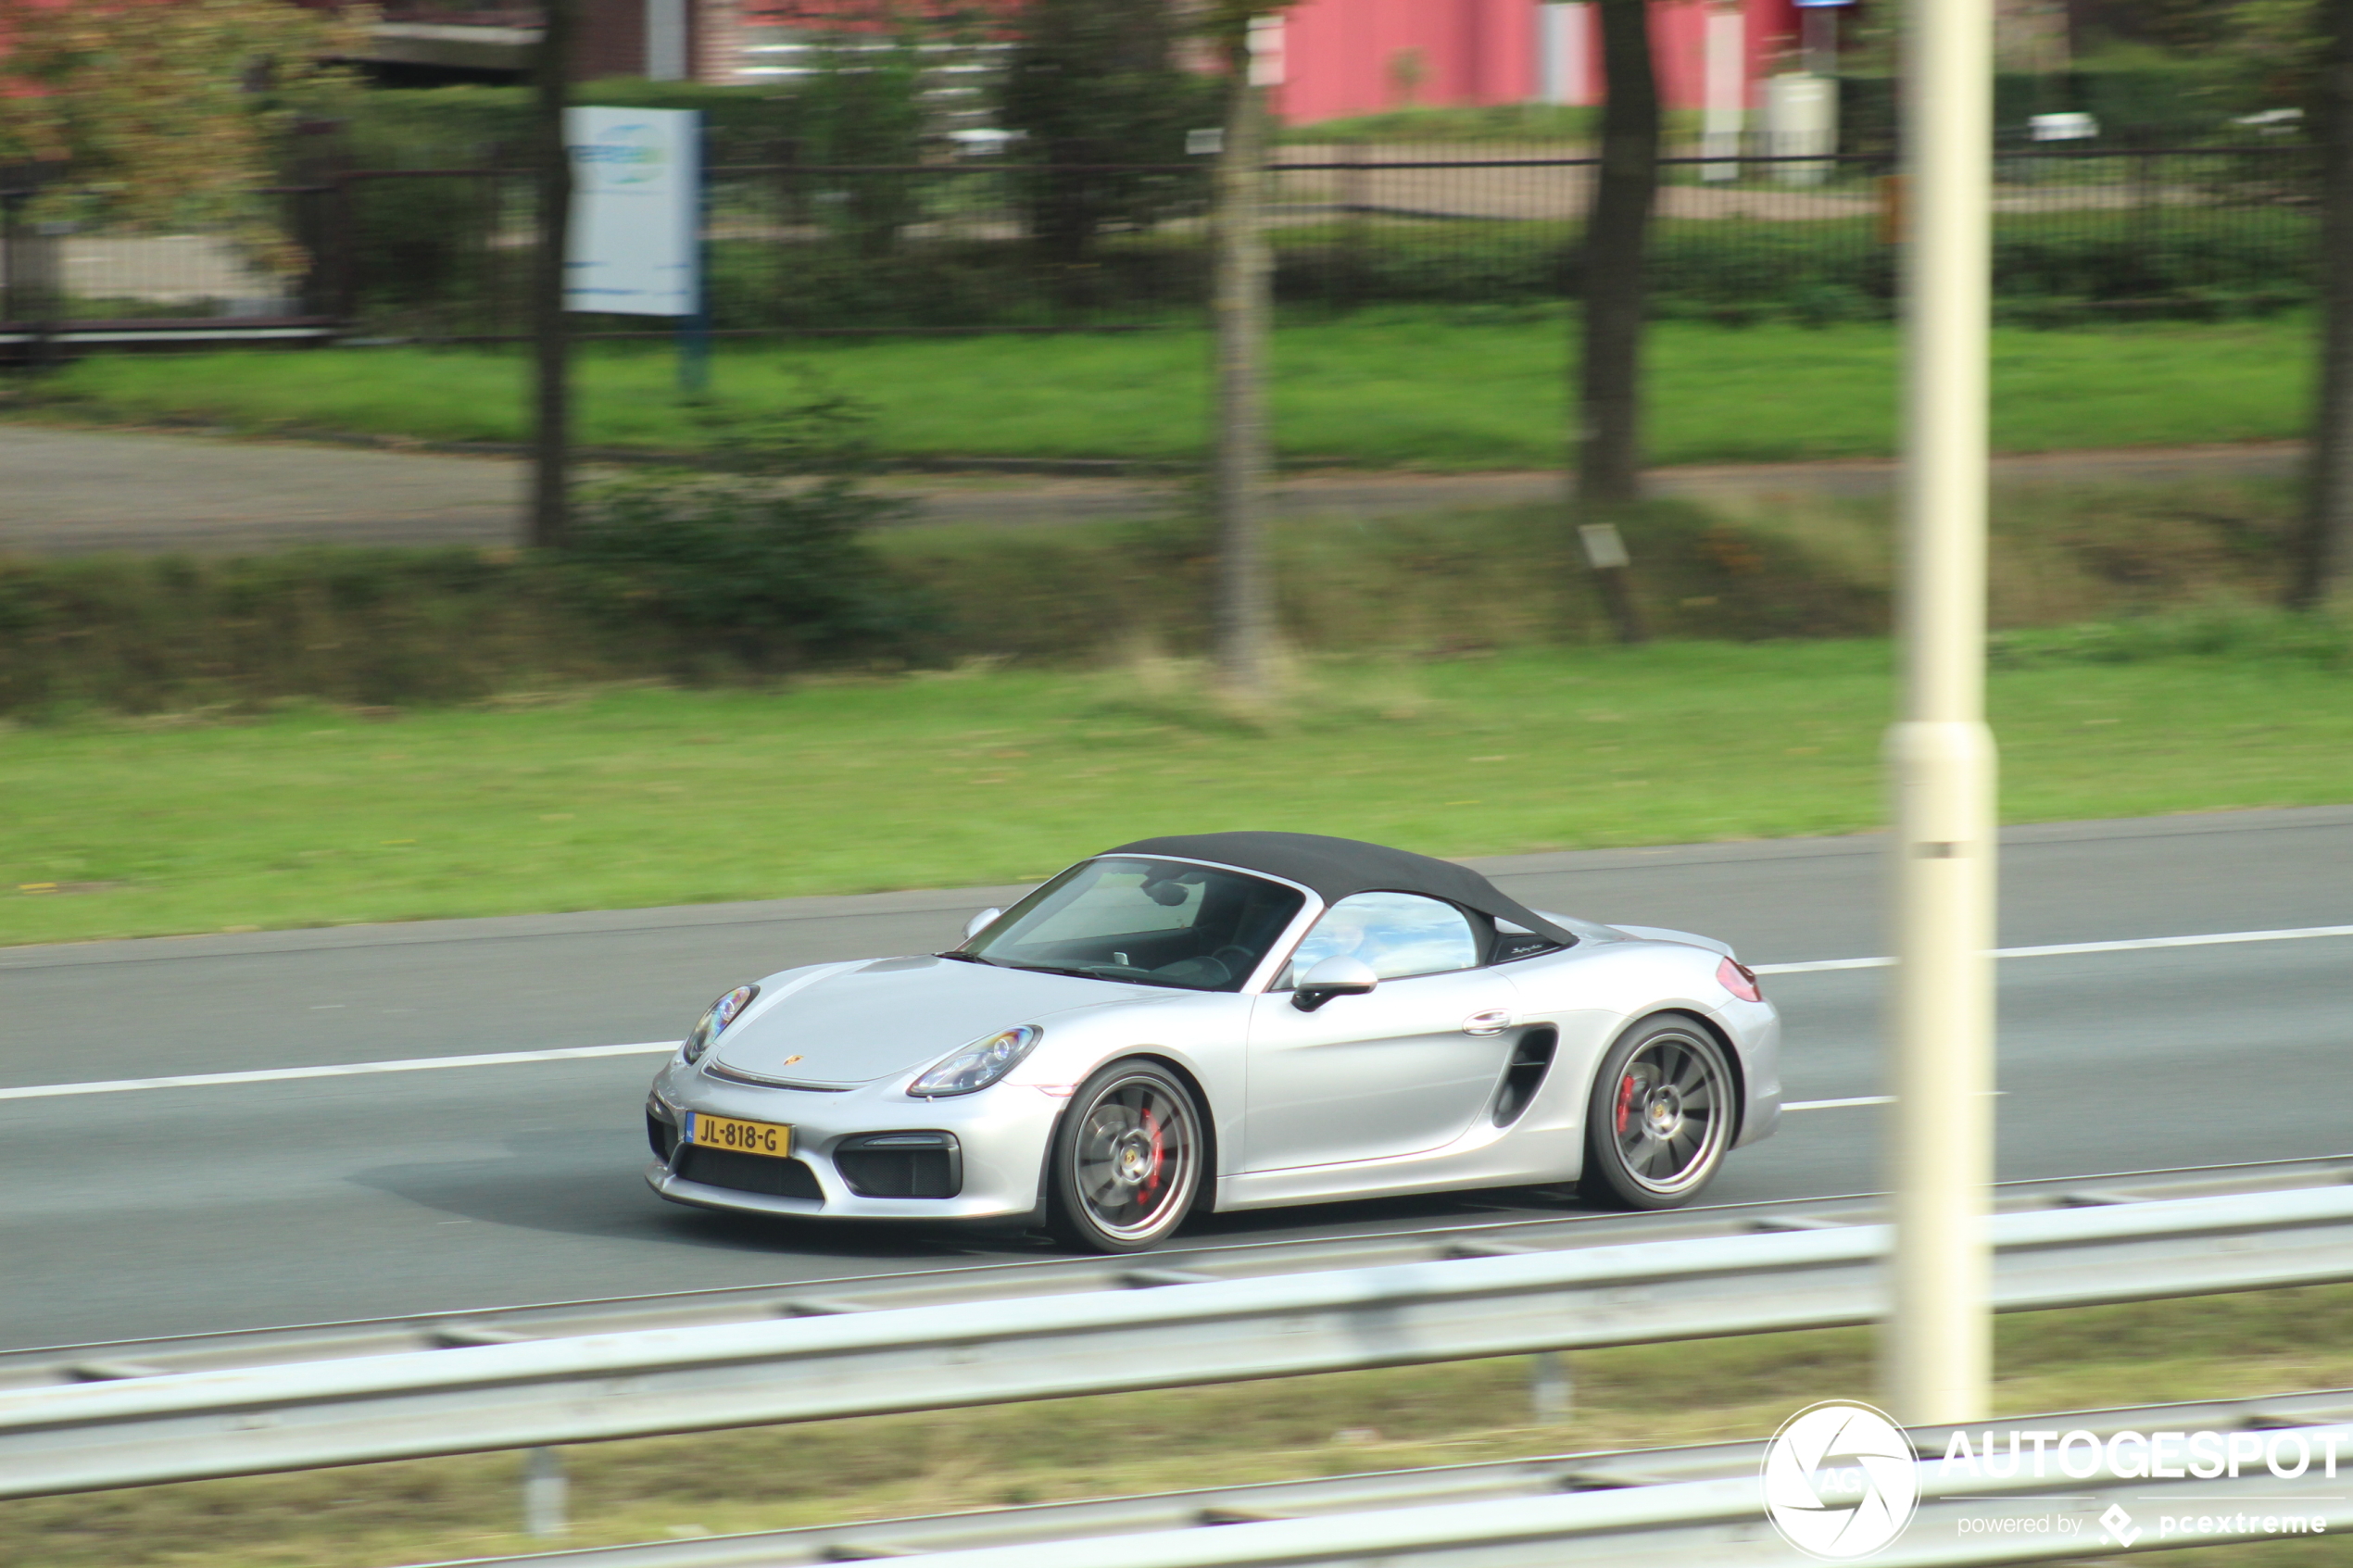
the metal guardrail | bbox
[6,1156,2344,1395]
[395,1388,2353,1568]
[775,1422,2353,1566]
[5,1182,2353,1499]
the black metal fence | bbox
[2,142,2317,344]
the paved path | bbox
[3,806,2346,1347]
[0,421,2303,557]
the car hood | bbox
[708,956,1162,1088]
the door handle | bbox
[1462,1009,1515,1036]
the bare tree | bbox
[1576,0,1661,509]
[529,0,578,551]
[2293,0,2353,609]
[1209,12,1278,696]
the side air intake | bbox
[1491,1027,1559,1126]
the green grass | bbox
[5,642,2349,947]
[19,312,2311,470]
[1278,102,1611,142]
[6,1287,2352,1568]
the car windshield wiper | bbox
[934,954,1210,989]
[932,952,1080,975]
[990,960,1114,981]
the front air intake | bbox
[673,1146,825,1199]
[834,1132,963,1198]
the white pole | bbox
[646,0,687,82]
[1883,0,1996,1427]
[1548,3,1592,108]
[1701,6,1745,181]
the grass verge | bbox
[5,640,2350,947]
[6,1286,2351,1568]
[0,481,2317,716]
[13,312,2310,470]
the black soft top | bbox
[1106,832,1577,947]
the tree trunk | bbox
[2292,0,2353,609]
[528,0,576,552]
[1211,31,1274,696]
[1576,0,1660,508]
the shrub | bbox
[1991,607,2352,670]
[563,398,935,672]
[0,548,597,715]
[566,477,927,672]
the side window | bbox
[1285,892,1480,984]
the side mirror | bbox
[962,908,1003,943]
[1292,955,1378,1012]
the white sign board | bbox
[2029,112,2099,142]
[564,106,699,317]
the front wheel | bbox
[1047,1059,1204,1252]
[1581,1015,1735,1210]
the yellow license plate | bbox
[687,1113,792,1159]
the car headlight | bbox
[908,1025,1043,1098]
[681,984,759,1064]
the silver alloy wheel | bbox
[1604,1025,1730,1198]
[1068,1070,1199,1245]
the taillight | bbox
[1718,956,1763,1003]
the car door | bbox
[1242,892,1522,1172]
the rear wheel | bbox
[1581,1016,1734,1210]
[1048,1059,1203,1252]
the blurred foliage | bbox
[1837,67,2268,151]
[1278,105,1614,144]
[329,78,882,170]
[996,0,1220,270]
[0,0,366,275]
[617,208,2302,335]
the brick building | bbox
[329,1,1828,122]
[324,1,744,84]
[1274,0,1812,121]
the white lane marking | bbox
[0,1042,677,1102]
[1784,1091,2007,1112]
[1753,922,2353,976]
[7,923,2349,1104]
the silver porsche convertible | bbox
[644,832,1781,1252]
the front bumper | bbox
[643,1055,1063,1223]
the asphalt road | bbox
[4,806,2347,1351]
[0,423,2303,554]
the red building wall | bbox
[1274,0,1806,124]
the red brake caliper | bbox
[1615,1073,1638,1136]
[1138,1107,1164,1198]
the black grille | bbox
[646,1111,677,1161]
[674,1146,824,1200]
[834,1134,963,1198]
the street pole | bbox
[1210,15,1279,698]
[528,0,576,551]
[1883,0,1996,1426]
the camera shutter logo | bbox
[1761,1401,1921,1560]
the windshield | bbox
[960,858,1306,992]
